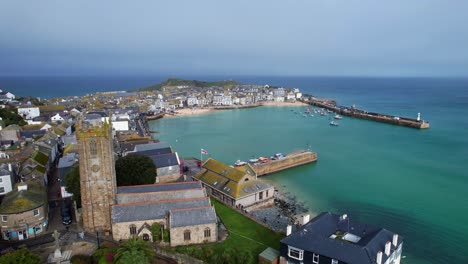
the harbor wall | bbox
[253,151,317,176]
[304,100,430,129]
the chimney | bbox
[376,251,383,264]
[392,234,399,247]
[302,214,310,225]
[385,241,392,256]
[286,225,292,236]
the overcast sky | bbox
[1,0,467,77]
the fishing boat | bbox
[234,160,247,166]
[334,114,343,120]
[329,121,339,126]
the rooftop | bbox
[169,206,217,228]
[281,212,403,264]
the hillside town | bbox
[0,83,403,264]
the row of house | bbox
[0,124,66,241]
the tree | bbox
[0,108,27,127]
[114,238,154,264]
[65,164,81,208]
[115,154,156,186]
[0,248,41,264]
[150,222,162,242]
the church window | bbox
[204,228,211,238]
[142,234,150,241]
[184,230,191,241]
[90,139,97,157]
[129,225,137,235]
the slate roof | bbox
[169,206,217,228]
[259,247,280,262]
[117,181,202,194]
[111,197,211,223]
[32,151,49,166]
[280,212,403,264]
[119,140,157,153]
[137,148,172,157]
[20,130,46,139]
[151,153,179,168]
[134,142,169,152]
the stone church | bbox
[77,116,217,246]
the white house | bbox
[187,96,199,107]
[0,164,15,195]
[50,113,64,122]
[18,107,40,120]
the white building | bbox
[18,107,40,120]
[0,164,15,195]
[112,120,129,131]
[187,96,199,107]
[50,113,64,122]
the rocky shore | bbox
[249,189,311,233]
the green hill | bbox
[138,78,240,91]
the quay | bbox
[301,98,430,129]
[213,103,262,110]
[238,150,318,176]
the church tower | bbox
[77,116,116,233]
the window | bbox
[332,259,338,264]
[204,228,211,238]
[0,178,3,183]
[266,190,269,197]
[313,253,320,263]
[1,215,7,222]
[184,230,191,241]
[259,191,263,200]
[90,139,97,157]
[33,209,39,216]
[142,234,150,241]
[0,187,4,193]
[287,246,303,261]
[129,225,137,235]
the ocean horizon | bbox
[2,75,468,263]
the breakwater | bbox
[251,150,317,176]
[302,98,430,129]
[213,104,262,110]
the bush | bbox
[162,229,170,242]
[70,255,92,264]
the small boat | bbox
[334,114,342,120]
[234,160,247,166]
[329,121,339,126]
[249,158,259,163]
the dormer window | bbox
[288,246,304,261]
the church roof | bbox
[111,197,210,223]
[117,181,201,194]
[169,206,217,228]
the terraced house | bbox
[193,158,274,209]
[0,183,48,241]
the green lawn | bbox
[174,199,284,263]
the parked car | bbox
[61,203,72,225]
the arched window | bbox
[142,234,150,241]
[90,139,97,157]
[204,228,211,238]
[129,225,137,235]
[184,230,191,241]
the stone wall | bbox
[112,218,166,241]
[170,223,217,247]
[0,204,48,240]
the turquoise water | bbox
[149,78,468,264]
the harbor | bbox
[235,150,318,176]
[301,97,430,129]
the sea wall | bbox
[253,151,317,176]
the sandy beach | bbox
[166,108,215,118]
[166,101,308,118]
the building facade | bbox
[0,183,48,241]
[77,118,117,233]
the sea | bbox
[2,75,468,263]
